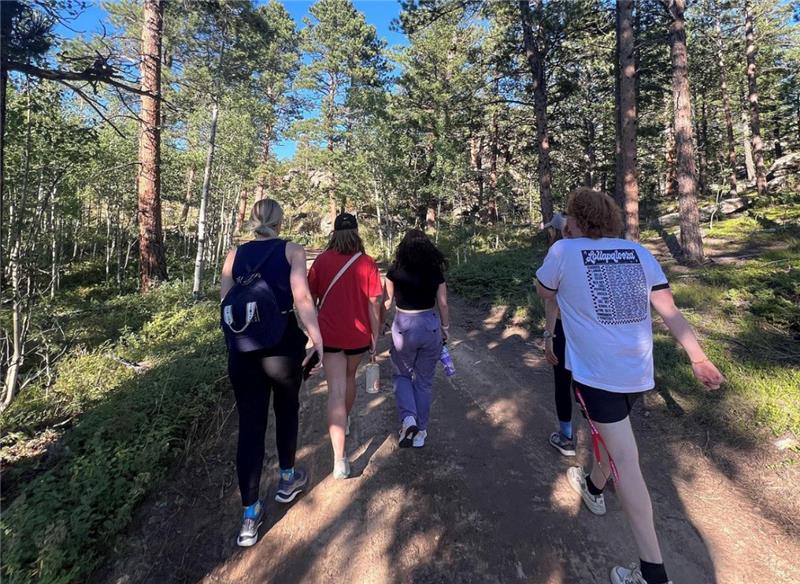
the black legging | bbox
[228,351,302,506]
[553,319,573,423]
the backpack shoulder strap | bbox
[318,252,362,311]
[233,240,284,283]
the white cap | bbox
[542,212,567,231]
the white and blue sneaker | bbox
[274,467,308,503]
[237,501,264,547]
[412,430,427,448]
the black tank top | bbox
[233,239,294,309]
[232,239,307,359]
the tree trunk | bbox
[741,96,756,181]
[744,0,767,196]
[254,123,272,202]
[617,0,639,240]
[236,187,249,233]
[180,164,195,227]
[715,6,738,198]
[470,135,484,205]
[664,0,703,264]
[0,64,6,292]
[192,101,219,300]
[137,0,167,292]
[773,125,782,159]
[488,113,499,223]
[518,0,554,224]
[698,91,708,198]
[583,110,596,188]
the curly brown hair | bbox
[566,187,624,239]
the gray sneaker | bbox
[610,564,673,584]
[567,466,606,515]
[549,431,576,456]
[332,457,351,479]
[274,467,308,504]
[237,502,264,547]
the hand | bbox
[691,359,724,390]
[544,338,558,366]
[302,346,323,377]
[441,326,449,342]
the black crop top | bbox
[387,265,445,310]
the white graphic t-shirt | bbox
[535,237,669,393]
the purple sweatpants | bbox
[390,310,442,431]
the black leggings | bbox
[228,351,303,506]
[553,319,573,423]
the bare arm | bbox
[220,248,236,300]
[437,282,450,340]
[536,280,557,301]
[383,278,395,312]
[368,295,381,354]
[543,297,559,366]
[650,288,724,389]
[287,243,324,358]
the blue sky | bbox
[57,0,408,160]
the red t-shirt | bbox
[308,251,383,349]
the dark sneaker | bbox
[567,466,606,515]
[274,467,308,504]
[237,502,264,547]
[549,431,576,456]
[398,415,418,448]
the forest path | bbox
[97,296,799,584]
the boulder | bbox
[656,197,748,228]
[767,152,800,179]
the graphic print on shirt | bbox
[582,249,648,325]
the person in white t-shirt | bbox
[535,188,724,584]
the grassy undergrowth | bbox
[1,279,227,583]
[448,208,800,438]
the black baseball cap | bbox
[334,212,358,231]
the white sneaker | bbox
[412,430,427,448]
[610,564,672,584]
[399,415,418,448]
[567,466,606,515]
[333,457,350,480]
[345,415,351,436]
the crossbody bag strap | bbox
[318,252,362,311]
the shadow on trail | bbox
[94,292,799,583]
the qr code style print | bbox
[581,249,648,325]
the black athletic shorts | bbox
[573,381,643,424]
[323,346,370,356]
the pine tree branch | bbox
[5,60,154,98]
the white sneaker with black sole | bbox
[398,415,418,448]
[610,564,673,584]
[567,466,606,515]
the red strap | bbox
[574,387,620,483]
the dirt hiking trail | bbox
[96,296,799,584]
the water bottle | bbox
[440,343,455,377]
[365,362,380,394]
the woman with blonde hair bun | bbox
[220,198,324,547]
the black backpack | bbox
[220,243,289,353]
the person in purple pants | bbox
[383,230,450,448]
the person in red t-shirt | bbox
[308,213,383,479]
